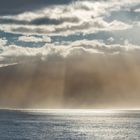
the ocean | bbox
[0,110,140,140]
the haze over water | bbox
[0,109,140,140]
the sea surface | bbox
[0,110,140,140]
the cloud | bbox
[134,8,140,12]
[0,39,140,66]
[18,35,51,43]
[0,18,132,37]
[0,0,135,36]
[0,63,18,68]
[0,38,7,46]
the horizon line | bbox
[1,108,140,113]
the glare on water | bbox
[0,109,140,140]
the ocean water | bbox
[0,110,140,140]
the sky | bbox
[0,0,140,108]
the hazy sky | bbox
[0,0,140,108]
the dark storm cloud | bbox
[0,0,74,15]
[0,17,79,25]
[0,18,62,25]
[0,18,27,25]
[30,18,62,25]
[30,17,80,25]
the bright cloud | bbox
[0,0,140,66]
[0,38,7,47]
[0,39,140,66]
[18,35,51,43]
